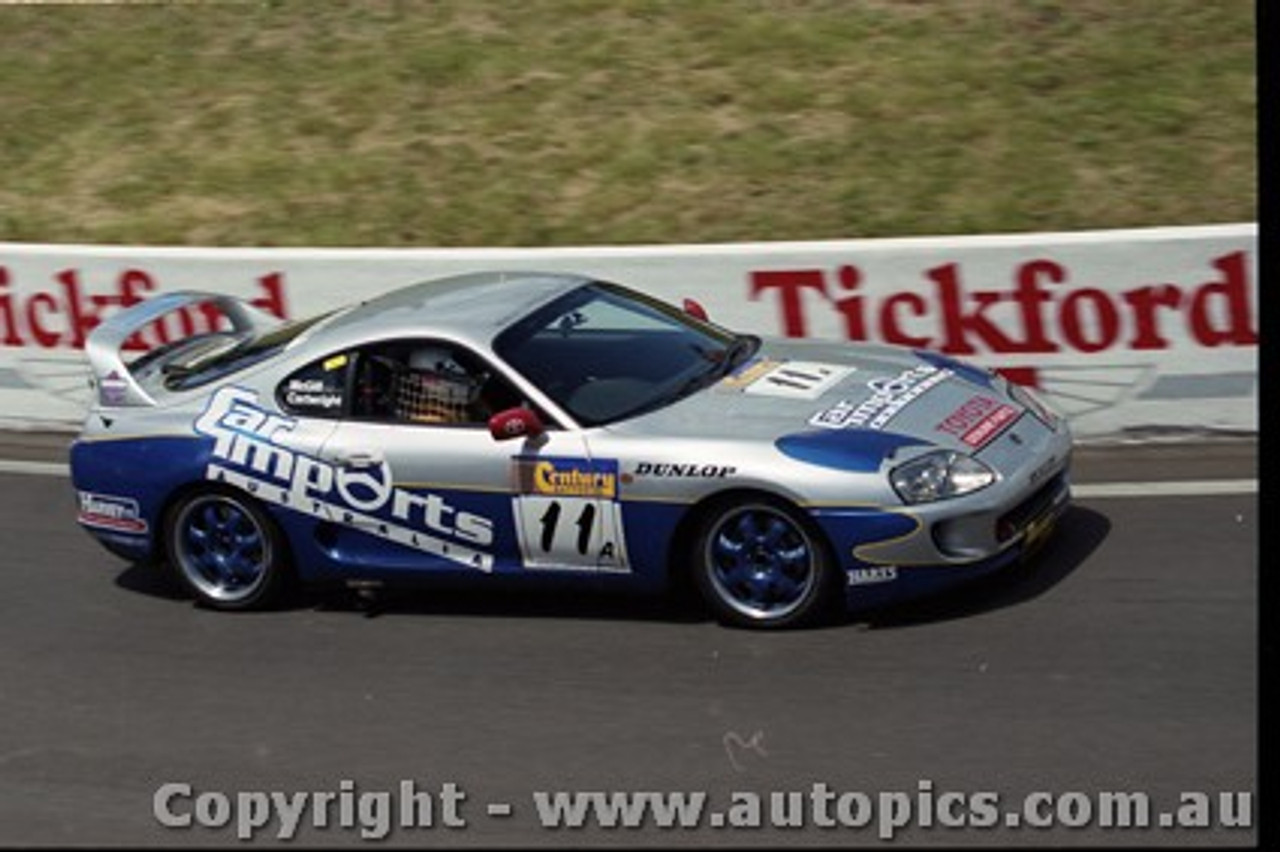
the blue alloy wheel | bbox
[693,499,834,628]
[166,490,286,610]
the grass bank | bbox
[0,0,1256,247]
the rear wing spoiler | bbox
[84,290,282,407]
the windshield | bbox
[494,281,758,426]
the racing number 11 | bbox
[513,494,628,572]
[538,500,596,555]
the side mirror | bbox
[682,298,709,322]
[488,407,544,442]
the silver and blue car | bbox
[70,271,1072,628]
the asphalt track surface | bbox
[0,435,1259,847]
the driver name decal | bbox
[194,387,495,571]
[282,378,342,411]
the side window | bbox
[350,339,529,427]
[277,352,351,418]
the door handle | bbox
[331,448,384,469]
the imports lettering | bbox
[194,387,493,569]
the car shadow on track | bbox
[852,504,1111,630]
[112,505,1108,629]
[113,560,189,601]
[307,585,711,625]
[113,559,711,624]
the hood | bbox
[609,338,1021,454]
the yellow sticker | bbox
[719,358,779,389]
[517,458,619,498]
[323,354,348,371]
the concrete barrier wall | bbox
[0,223,1256,438]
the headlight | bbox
[1007,381,1060,428]
[891,450,995,504]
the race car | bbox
[70,271,1072,628]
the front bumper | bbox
[814,411,1073,611]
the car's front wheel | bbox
[164,489,289,610]
[691,498,837,629]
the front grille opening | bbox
[996,472,1067,543]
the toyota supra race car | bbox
[70,271,1072,628]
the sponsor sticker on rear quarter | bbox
[77,491,148,534]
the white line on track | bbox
[0,458,1257,498]
[1072,479,1256,498]
[0,460,69,477]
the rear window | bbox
[161,313,332,391]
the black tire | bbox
[690,497,838,629]
[163,488,289,611]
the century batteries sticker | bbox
[195,386,494,571]
[511,456,629,572]
[515,457,619,499]
[810,364,953,430]
[722,359,854,400]
[77,492,148,534]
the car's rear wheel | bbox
[164,489,288,611]
[691,498,837,629]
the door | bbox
[314,338,629,577]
